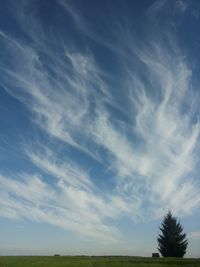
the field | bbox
[0,256,200,267]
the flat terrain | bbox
[0,256,200,267]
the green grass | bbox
[0,256,200,267]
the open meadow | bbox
[0,256,200,267]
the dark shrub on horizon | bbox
[157,211,188,257]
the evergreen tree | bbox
[157,211,188,257]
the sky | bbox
[0,0,200,258]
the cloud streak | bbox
[0,171,126,243]
[189,231,200,240]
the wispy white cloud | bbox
[146,0,189,16]
[25,146,94,191]
[175,0,188,13]
[189,231,200,240]
[146,0,167,15]
[0,172,127,243]
[0,0,200,242]
[0,31,105,160]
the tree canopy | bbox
[157,211,188,257]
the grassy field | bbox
[0,256,200,267]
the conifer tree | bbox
[157,211,188,257]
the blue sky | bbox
[0,0,200,257]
